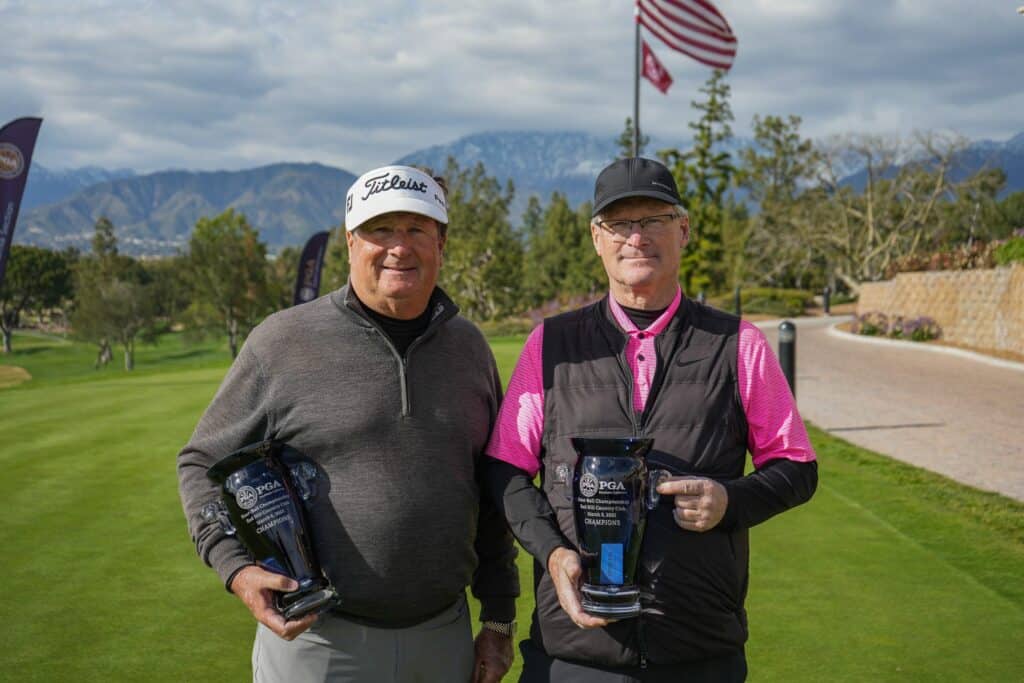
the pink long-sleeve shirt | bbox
[486,290,816,476]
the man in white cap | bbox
[179,165,519,682]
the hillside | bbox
[19,163,355,255]
[21,165,136,211]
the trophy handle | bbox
[202,500,237,536]
[646,469,671,510]
[287,461,318,501]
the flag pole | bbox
[632,7,640,157]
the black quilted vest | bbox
[532,295,750,667]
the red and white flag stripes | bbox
[636,0,737,71]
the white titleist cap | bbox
[345,165,448,232]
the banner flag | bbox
[641,40,674,93]
[636,0,737,71]
[0,117,43,288]
[292,230,330,306]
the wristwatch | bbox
[481,620,516,637]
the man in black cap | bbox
[483,157,818,681]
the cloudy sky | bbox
[2,0,1022,174]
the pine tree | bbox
[658,70,735,295]
[737,114,821,288]
[438,158,523,321]
[617,117,650,158]
[563,200,604,296]
[320,224,350,292]
[519,195,547,309]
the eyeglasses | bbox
[596,213,676,242]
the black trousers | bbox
[519,639,747,683]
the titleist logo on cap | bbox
[360,172,430,201]
[344,164,448,232]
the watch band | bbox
[481,620,516,637]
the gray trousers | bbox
[252,595,473,683]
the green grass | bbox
[1,331,1022,681]
[1,330,229,388]
[745,426,1024,680]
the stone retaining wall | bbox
[857,263,1023,354]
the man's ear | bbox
[679,215,691,247]
[345,230,355,263]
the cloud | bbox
[715,1,1023,141]
[1,0,1020,174]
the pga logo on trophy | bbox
[570,437,669,619]
[202,440,339,620]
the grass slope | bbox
[1,332,1021,681]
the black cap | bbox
[592,157,682,217]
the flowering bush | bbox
[888,316,942,341]
[851,312,888,336]
[909,318,942,342]
[853,312,941,342]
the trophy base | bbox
[580,584,641,619]
[278,587,339,621]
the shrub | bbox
[477,317,536,338]
[993,236,1024,266]
[829,292,857,306]
[708,287,814,317]
[853,312,940,341]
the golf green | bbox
[2,333,1021,681]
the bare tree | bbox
[73,276,155,370]
[812,131,968,293]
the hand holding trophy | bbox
[570,437,668,619]
[202,440,339,626]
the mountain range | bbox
[840,132,1024,193]
[16,130,1024,256]
[20,163,355,255]
[20,165,137,211]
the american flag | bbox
[636,0,737,71]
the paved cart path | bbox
[757,316,1024,502]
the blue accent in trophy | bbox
[571,437,668,619]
